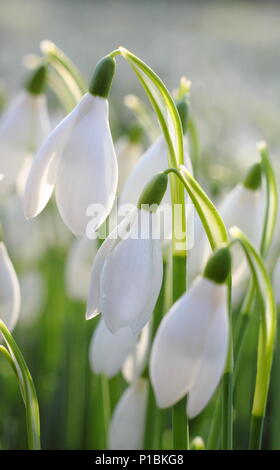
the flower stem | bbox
[249,416,264,450]
[0,320,41,450]
[144,264,166,450]
[172,254,189,450]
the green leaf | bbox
[229,227,277,420]
[258,142,278,257]
[179,165,228,248]
[0,320,41,449]
[119,47,184,169]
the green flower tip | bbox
[127,123,143,144]
[176,98,188,134]
[137,172,168,211]
[243,162,262,191]
[190,437,205,450]
[25,64,47,95]
[89,56,116,99]
[203,247,231,284]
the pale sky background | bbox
[1,0,279,182]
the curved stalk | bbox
[0,320,41,449]
[229,228,277,449]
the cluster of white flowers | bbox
[0,50,273,451]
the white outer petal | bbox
[55,96,118,236]
[109,379,148,450]
[150,277,227,408]
[100,210,163,333]
[122,322,151,383]
[129,237,163,334]
[187,295,228,418]
[120,136,192,242]
[89,319,137,378]
[65,236,98,301]
[273,258,280,306]
[86,208,137,319]
[24,93,91,219]
[0,91,37,195]
[0,243,21,331]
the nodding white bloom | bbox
[0,242,21,331]
[189,162,263,289]
[89,318,137,378]
[86,206,163,334]
[18,271,44,327]
[24,56,118,237]
[0,65,50,197]
[1,194,45,265]
[273,258,280,306]
[86,171,167,334]
[65,236,98,301]
[109,378,148,450]
[120,135,193,241]
[150,248,230,418]
[115,133,143,194]
[122,323,150,383]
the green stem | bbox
[0,321,41,450]
[172,255,189,450]
[222,278,233,450]
[249,415,264,450]
[144,267,166,450]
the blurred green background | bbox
[0,0,280,450]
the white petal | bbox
[129,237,163,334]
[0,92,37,195]
[18,271,44,326]
[24,93,91,219]
[65,236,98,301]
[86,208,137,319]
[120,136,192,243]
[122,322,151,382]
[187,298,228,418]
[55,96,118,236]
[150,277,227,408]
[0,243,21,331]
[89,319,137,378]
[100,211,163,333]
[273,258,280,306]
[115,136,142,194]
[109,379,148,450]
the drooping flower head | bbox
[86,172,168,334]
[150,247,231,418]
[0,64,50,197]
[0,241,21,332]
[24,56,118,236]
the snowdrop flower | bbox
[0,242,21,331]
[109,378,148,450]
[18,271,44,327]
[0,65,50,197]
[115,128,143,194]
[120,135,192,241]
[65,236,98,301]
[24,56,118,236]
[86,173,167,334]
[188,162,263,288]
[150,247,230,418]
[89,318,137,378]
[0,194,45,265]
[122,322,150,383]
[273,258,280,306]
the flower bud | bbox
[89,56,116,98]
[176,98,188,134]
[243,162,262,191]
[203,247,231,284]
[25,64,47,95]
[137,172,168,211]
